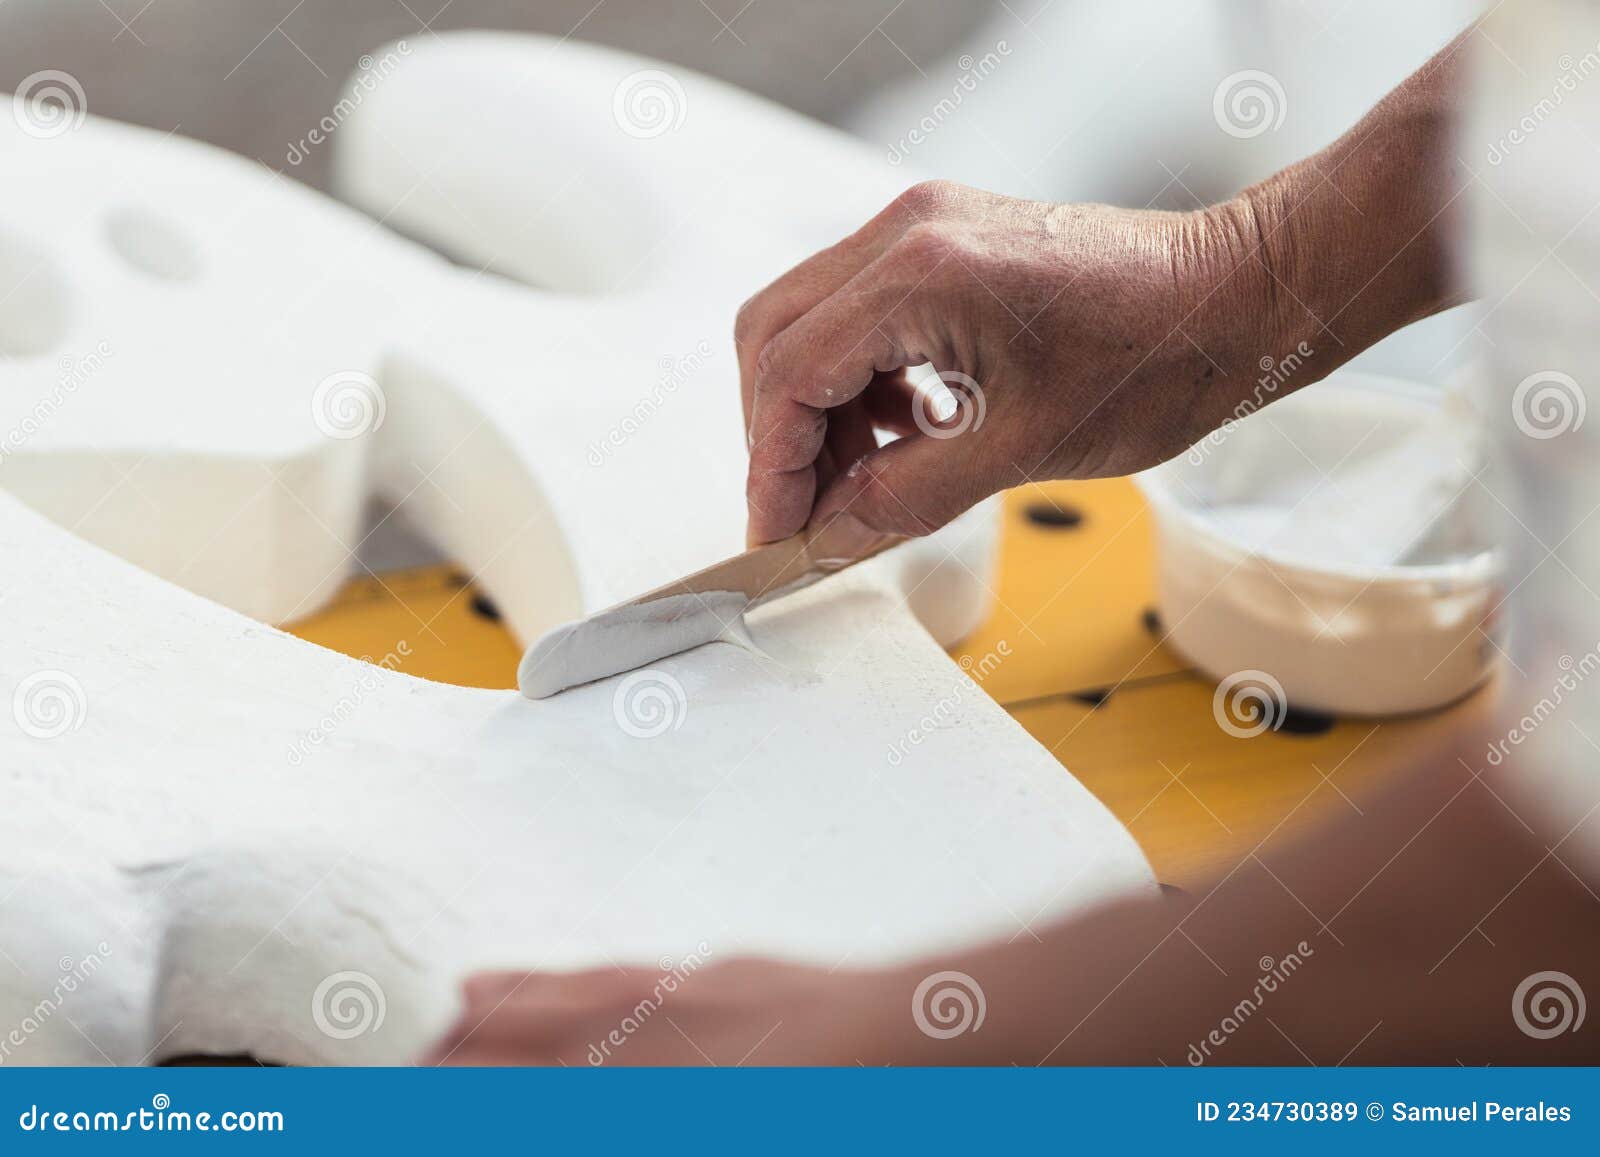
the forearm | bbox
[1251,31,1470,356]
[1184,31,1472,437]
[860,749,1600,1066]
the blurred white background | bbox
[2,0,1484,377]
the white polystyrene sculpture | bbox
[0,33,1153,1065]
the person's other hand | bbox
[420,960,900,1066]
[735,180,1289,546]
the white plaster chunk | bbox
[0,32,1154,1065]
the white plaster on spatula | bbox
[518,590,754,699]
[0,33,1155,1065]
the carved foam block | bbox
[0,33,1153,1064]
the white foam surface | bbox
[0,33,1154,1064]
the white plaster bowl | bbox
[1137,373,1502,717]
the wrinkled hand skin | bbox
[735,28,1468,548]
[735,181,1287,546]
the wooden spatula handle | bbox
[621,520,905,609]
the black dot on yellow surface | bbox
[1025,502,1083,529]
[469,592,503,622]
[1275,706,1337,736]
[1141,607,1163,636]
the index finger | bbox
[745,256,927,543]
[734,195,913,434]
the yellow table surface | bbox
[287,479,1487,888]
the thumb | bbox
[810,426,1004,547]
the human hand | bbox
[420,960,907,1067]
[419,740,1600,1069]
[735,180,1290,546]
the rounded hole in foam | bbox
[0,230,71,357]
[103,206,202,282]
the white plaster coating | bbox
[519,589,752,699]
[1259,379,1481,569]
[0,33,1155,1065]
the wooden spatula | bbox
[517,519,903,698]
